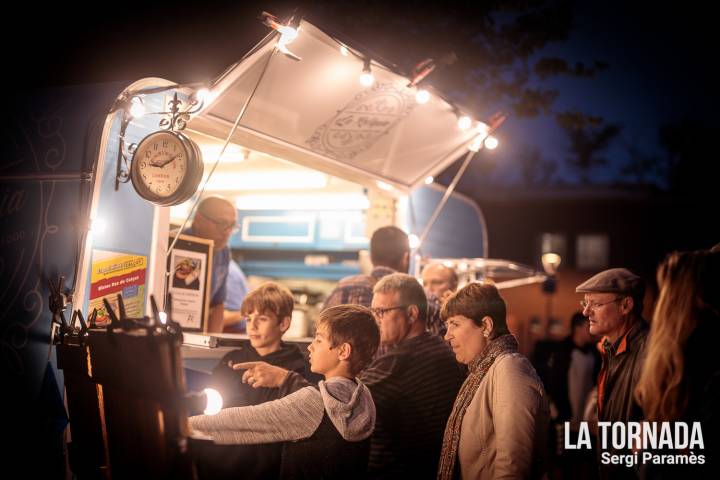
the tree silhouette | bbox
[620,135,663,186]
[556,111,622,183]
[304,0,605,121]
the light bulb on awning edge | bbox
[360,57,374,87]
[475,121,489,137]
[484,135,499,150]
[360,71,374,87]
[408,234,421,249]
[195,88,216,104]
[415,89,430,104]
[277,25,298,45]
[457,116,472,130]
[424,176,434,185]
[340,45,349,56]
[376,181,393,191]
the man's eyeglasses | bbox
[580,297,624,311]
[201,212,239,232]
[370,305,409,318]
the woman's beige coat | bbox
[458,352,549,479]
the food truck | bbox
[2,15,547,477]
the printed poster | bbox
[168,247,208,330]
[89,250,147,324]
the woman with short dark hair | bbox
[438,282,549,480]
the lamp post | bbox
[541,253,562,337]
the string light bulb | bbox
[277,25,298,46]
[339,45,349,56]
[408,234,421,249]
[475,121,490,139]
[457,115,472,130]
[424,176,434,185]
[261,12,301,60]
[360,57,374,87]
[376,180,393,191]
[484,135,499,150]
[415,89,430,104]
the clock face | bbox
[134,131,188,197]
[130,131,203,206]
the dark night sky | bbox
[12,1,718,189]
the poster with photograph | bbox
[89,250,147,324]
[167,233,213,332]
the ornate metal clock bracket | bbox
[113,89,205,191]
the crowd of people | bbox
[185,196,719,479]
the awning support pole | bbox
[418,149,477,247]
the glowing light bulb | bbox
[360,58,374,87]
[541,252,562,274]
[340,45,349,56]
[195,88,216,104]
[475,121,489,138]
[159,312,167,324]
[457,116,472,130]
[415,89,430,104]
[408,234,421,249]
[277,25,298,45]
[360,71,375,87]
[484,135,499,150]
[424,176,434,185]
[203,388,223,415]
[376,181,393,191]
[91,217,107,234]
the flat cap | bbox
[576,268,645,298]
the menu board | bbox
[166,233,213,332]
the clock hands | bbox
[151,154,182,168]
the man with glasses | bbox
[360,273,465,478]
[576,268,648,480]
[186,195,241,332]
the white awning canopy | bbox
[187,20,485,193]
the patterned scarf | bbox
[437,334,519,480]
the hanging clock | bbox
[130,130,204,206]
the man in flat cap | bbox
[576,268,648,480]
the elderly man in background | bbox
[576,267,648,480]
[422,262,459,337]
[184,195,237,333]
[422,262,458,301]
